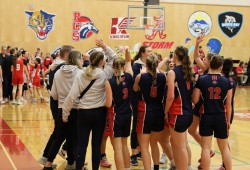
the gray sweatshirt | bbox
[62,46,116,117]
[51,65,81,109]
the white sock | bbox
[187,165,192,170]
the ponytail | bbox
[175,46,193,82]
[134,45,149,61]
[13,52,22,67]
[146,55,158,86]
[84,51,104,79]
[113,57,126,85]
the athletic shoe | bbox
[11,100,16,105]
[40,97,45,102]
[16,100,23,105]
[198,150,215,163]
[100,156,112,167]
[217,165,226,170]
[65,162,76,170]
[160,153,168,164]
[58,149,67,159]
[168,164,176,170]
[38,156,57,168]
[198,163,202,169]
[130,155,138,166]
[31,98,37,103]
[136,152,142,160]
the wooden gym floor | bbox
[0,86,250,170]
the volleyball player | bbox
[190,35,215,168]
[165,46,193,170]
[218,58,236,170]
[104,47,133,170]
[30,58,44,102]
[11,52,30,105]
[134,55,166,170]
[62,39,117,170]
[131,45,152,165]
[157,57,175,168]
[192,55,232,170]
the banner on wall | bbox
[72,12,99,41]
[25,10,56,40]
[143,16,174,49]
[109,17,136,40]
[188,11,212,37]
[218,11,243,38]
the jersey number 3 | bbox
[150,87,157,98]
[208,87,221,99]
[122,88,128,100]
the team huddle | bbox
[0,34,234,170]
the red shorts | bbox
[32,77,41,88]
[12,76,24,85]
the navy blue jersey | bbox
[170,65,193,115]
[195,74,231,114]
[109,72,133,114]
[132,62,144,107]
[227,77,236,123]
[139,72,166,111]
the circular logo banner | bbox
[188,11,212,37]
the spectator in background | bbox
[247,58,250,85]
[7,46,11,55]
[4,48,16,102]
[35,48,42,58]
[0,46,9,103]
[235,61,248,85]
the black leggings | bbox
[76,107,107,170]
[47,108,77,165]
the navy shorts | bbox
[104,107,132,138]
[168,114,193,133]
[137,108,165,134]
[199,113,228,139]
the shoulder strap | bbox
[79,79,96,99]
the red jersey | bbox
[13,58,24,77]
[44,57,51,67]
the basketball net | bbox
[144,25,154,35]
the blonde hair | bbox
[113,57,126,85]
[66,50,83,69]
[84,51,104,79]
[146,55,158,86]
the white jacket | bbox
[51,65,81,109]
[62,46,116,118]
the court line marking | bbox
[188,140,250,165]
[0,141,17,170]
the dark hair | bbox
[169,51,173,59]
[51,54,56,60]
[21,50,27,56]
[10,48,16,55]
[174,46,193,82]
[113,57,126,85]
[146,55,158,86]
[222,58,233,78]
[134,46,149,61]
[13,52,22,67]
[210,55,224,70]
[60,45,74,58]
[239,61,244,67]
[84,51,104,78]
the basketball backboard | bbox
[127,5,165,30]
